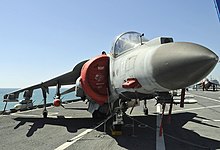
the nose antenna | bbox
[140,33,144,45]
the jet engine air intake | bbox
[80,55,110,105]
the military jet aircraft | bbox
[3,31,219,131]
[195,78,220,91]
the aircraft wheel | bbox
[43,111,48,118]
[143,107,148,116]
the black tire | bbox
[43,111,48,118]
[143,108,148,116]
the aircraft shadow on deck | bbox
[13,112,220,150]
[14,117,96,137]
[163,113,220,150]
[111,113,220,150]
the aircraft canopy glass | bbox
[111,31,148,56]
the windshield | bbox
[111,31,148,57]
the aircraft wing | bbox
[60,86,76,96]
[195,82,202,86]
[3,60,88,101]
[210,80,220,86]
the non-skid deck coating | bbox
[0,90,220,150]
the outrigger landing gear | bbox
[43,109,48,118]
[41,86,49,118]
[143,99,148,116]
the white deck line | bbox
[55,129,93,150]
[173,104,220,113]
[192,94,220,103]
[156,104,166,150]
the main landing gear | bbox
[111,99,148,135]
[111,107,123,136]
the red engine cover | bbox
[80,55,109,105]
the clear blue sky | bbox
[0,0,219,88]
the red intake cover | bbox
[80,55,109,105]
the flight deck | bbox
[0,90,220,150]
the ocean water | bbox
[0,88,78,111]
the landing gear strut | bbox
[43,109,48,118]
[143,99,148,115]
[167,97,174,124]
[155,92,174,136]
[111,107,123,136]
[41,86,48,118]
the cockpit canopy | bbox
[111,31,148,57]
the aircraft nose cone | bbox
[152,42,219,90]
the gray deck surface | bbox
[0,90,220,150]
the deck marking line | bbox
[11,113,43,118]
[202,119,220,122]
[55,129,93,150]
[11,113,75,119]
[156,104,166,150]
[192,94,220,103]
[173,104,220,113]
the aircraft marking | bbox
[156,104,165,150]
[55,129,93,150]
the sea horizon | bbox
[0,88,78,111]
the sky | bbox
[0,0,220,88]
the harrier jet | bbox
[196,78,220,91]
[3,31,219,130]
